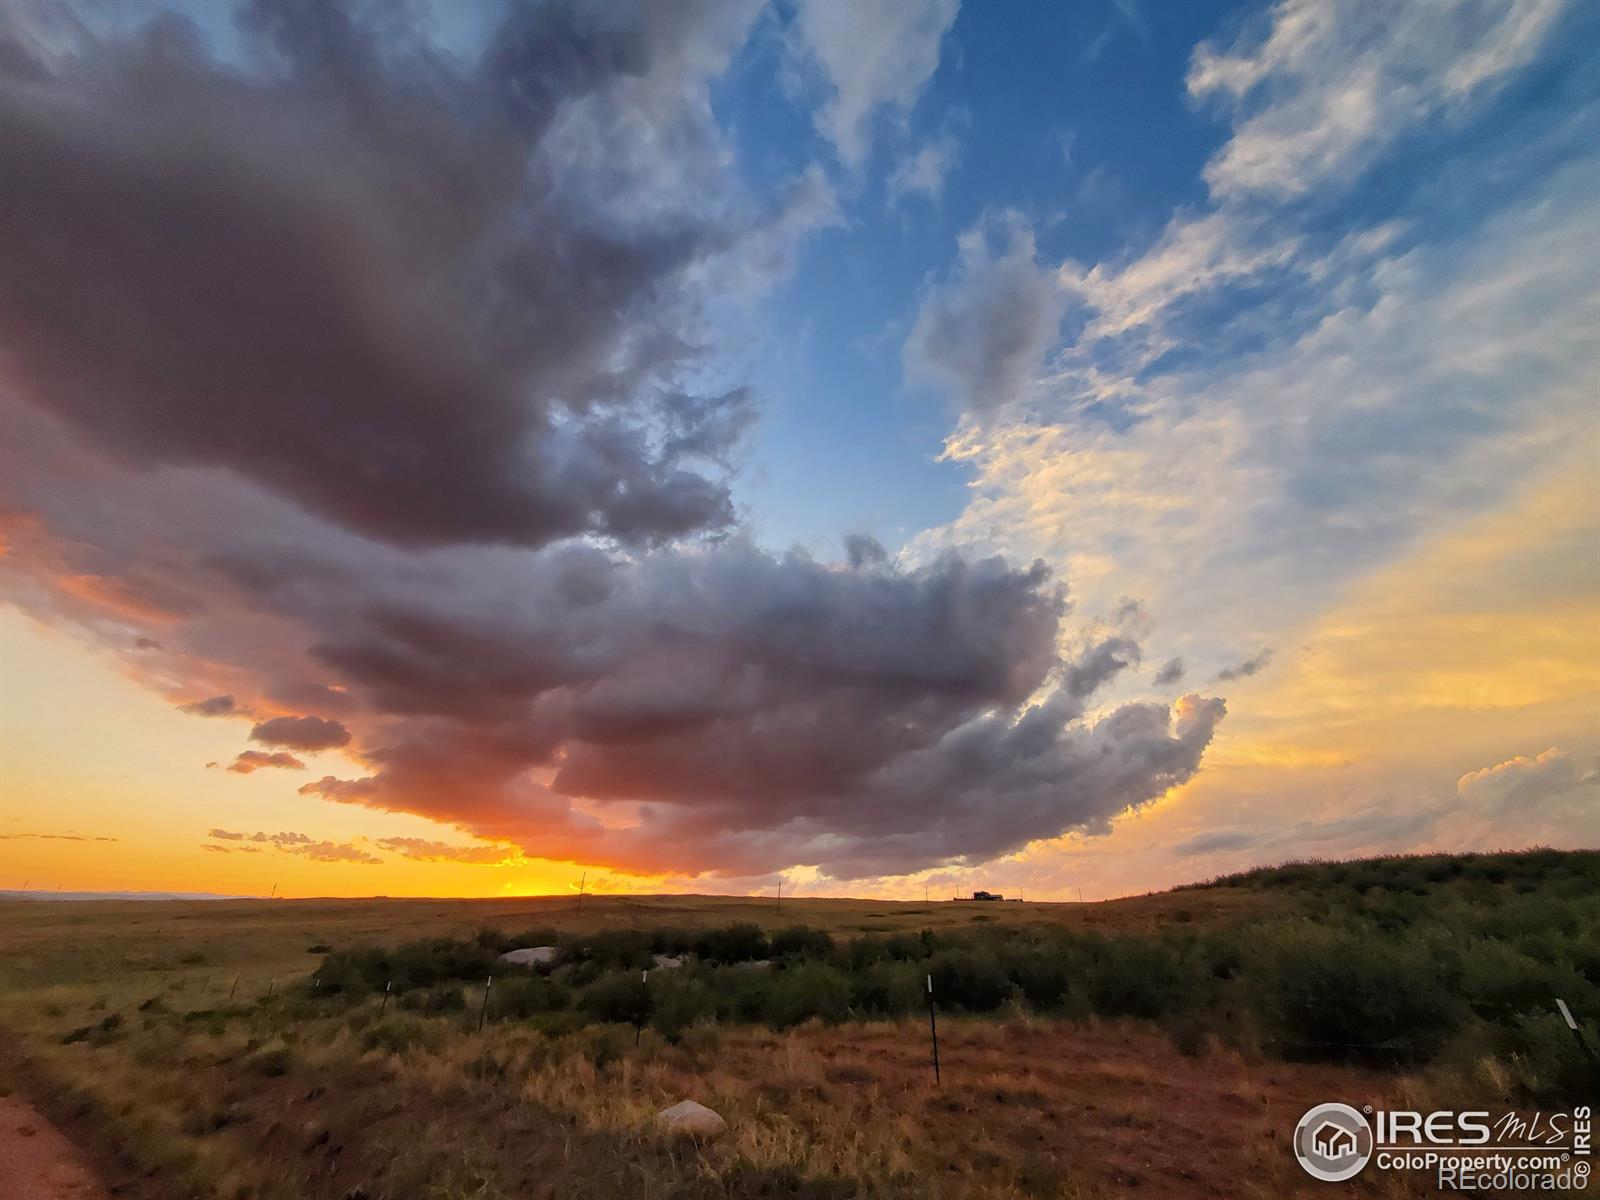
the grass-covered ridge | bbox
[305,849,1600,1104]
[1176,845,1599,898]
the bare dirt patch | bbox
[0,1091,109,1200]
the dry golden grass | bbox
[6,1004,1456,1200]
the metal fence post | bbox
[1556,998,1600,1089]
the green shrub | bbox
[313,938,501,996]
[528,1010,589,1037]
[1360,887,1427,932]
[928,949,1012,1012]
[399,983,467,1015]
[647,973,714,1040]
[1006,947,1072,1010]
[1498,1012,1598,1104]
[766,963,852,1028]
[1252,926,1460,1064]
[883,932,936,961]
[850,961,924,1017]
[572,930,655,975]
[509,926,563,950]
[1456,940,1585,1017]
[474,928,513,953]
[360,1017,442,1055]
[85,1013,126,1045]
[1082,937,1196,1020]
[247,1045,293,1076]
[693,923,770,964]
[580,972,652,1026]
[771,925,835,959]
[581,1025,633,1070]
[708,966,773,1023]
[842,936,890,971]
[493,976,565,1020]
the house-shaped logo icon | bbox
[1295,1102,1374,1181]
[1313,1122,1357,1159]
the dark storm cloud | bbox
[181,694,238,718]
[843,533,889,568]
[1216,648,1272,681]
[9,437,1227,885]
[1154,657,1185,686]
[249,715,350,752]
[280,536,1224,877]
[1062,634,1140,699]
[0,0,1227,881]
[0,0,759,550]
[226,749,306,773]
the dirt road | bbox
[0,1092,109,1200]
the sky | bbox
[0,0,1595,901]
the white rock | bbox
[651,954,685,970]
[657,1099,727,1138]
[500,946,559,967]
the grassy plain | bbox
[0,854,1592,1199]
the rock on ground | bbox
[656,1099,728,1138]
[499,946,559,967]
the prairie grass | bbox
[1,851,1594,1199]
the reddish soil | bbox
[0,1092,109,1200]
[741,1021,1436,1199]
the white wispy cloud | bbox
[1189,0,1567,198]
[915,0,1597,662]
[893,0,1599,883]
[887,133,958,208]
[786,0,960,167]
